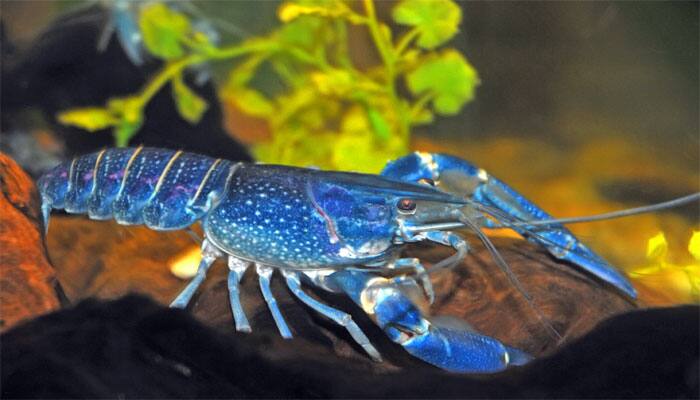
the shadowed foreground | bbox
[1,296,697,398]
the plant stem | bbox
[410,92,435,119]
[363,0,396,98]
[363,0,413,142]
[116,132,129,147]
[395,27,420,56]
[136,40,278,108]
[334,19,352,69]
[136,54,204,107]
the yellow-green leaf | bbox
[332,130,406,173]
[379,23,393,46]
[276,14,325,50]
[365,106,391,141]
[406,50,479,115]
[689,231,700,261]
[333,131,379,173]
[227,87,275,118]
[114,118,143,147]
[107,96,143,124]
[227,55,268,88]
[340,106,369,133]
[139,3,191,60]
[334,107,406,172]
[172,75,208,124]
[57,107,118,131]
[646,232,668,264]
[400,48,421,66]
[412,108,434,125]
[278,1,362,24]
[253,128,334,169]
[107,96,144,146]
[392,0,461,49]
[310,69,354,96]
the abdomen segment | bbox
[38,147,233,230]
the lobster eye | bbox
[397,198,417,214]
[418,178,435,186]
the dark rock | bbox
[0,152,63,331]
[1,295,696,398]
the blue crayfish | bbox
[39,147,694,373]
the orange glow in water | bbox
[169,245,201,280]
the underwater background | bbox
[2,0,698,305]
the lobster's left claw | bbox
[381,152,637,299]
[398,325,533,373]
[329,270,531,373]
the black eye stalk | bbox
[397,198,417,214]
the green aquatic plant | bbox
[57,0,479,172]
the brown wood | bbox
[411,240,636,355]
[0,152,62,331]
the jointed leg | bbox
[170,239,221,308]
[386,231,468,305]
[227,256,251,332]
[388,258,435,304]
[283,270,382,362]
[256,264,293,339]
[423,230,469,272]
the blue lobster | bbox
[38,147,637,373]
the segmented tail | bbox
[37,147,233,231]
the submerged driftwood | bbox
[0,152,63,331]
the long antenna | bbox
[458,215,562,341]
[503,192,699,228]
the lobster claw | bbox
[328,270,531,373]
[381,152,637,299]
[398,324,532,373]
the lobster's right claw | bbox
[330,270,532,373]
